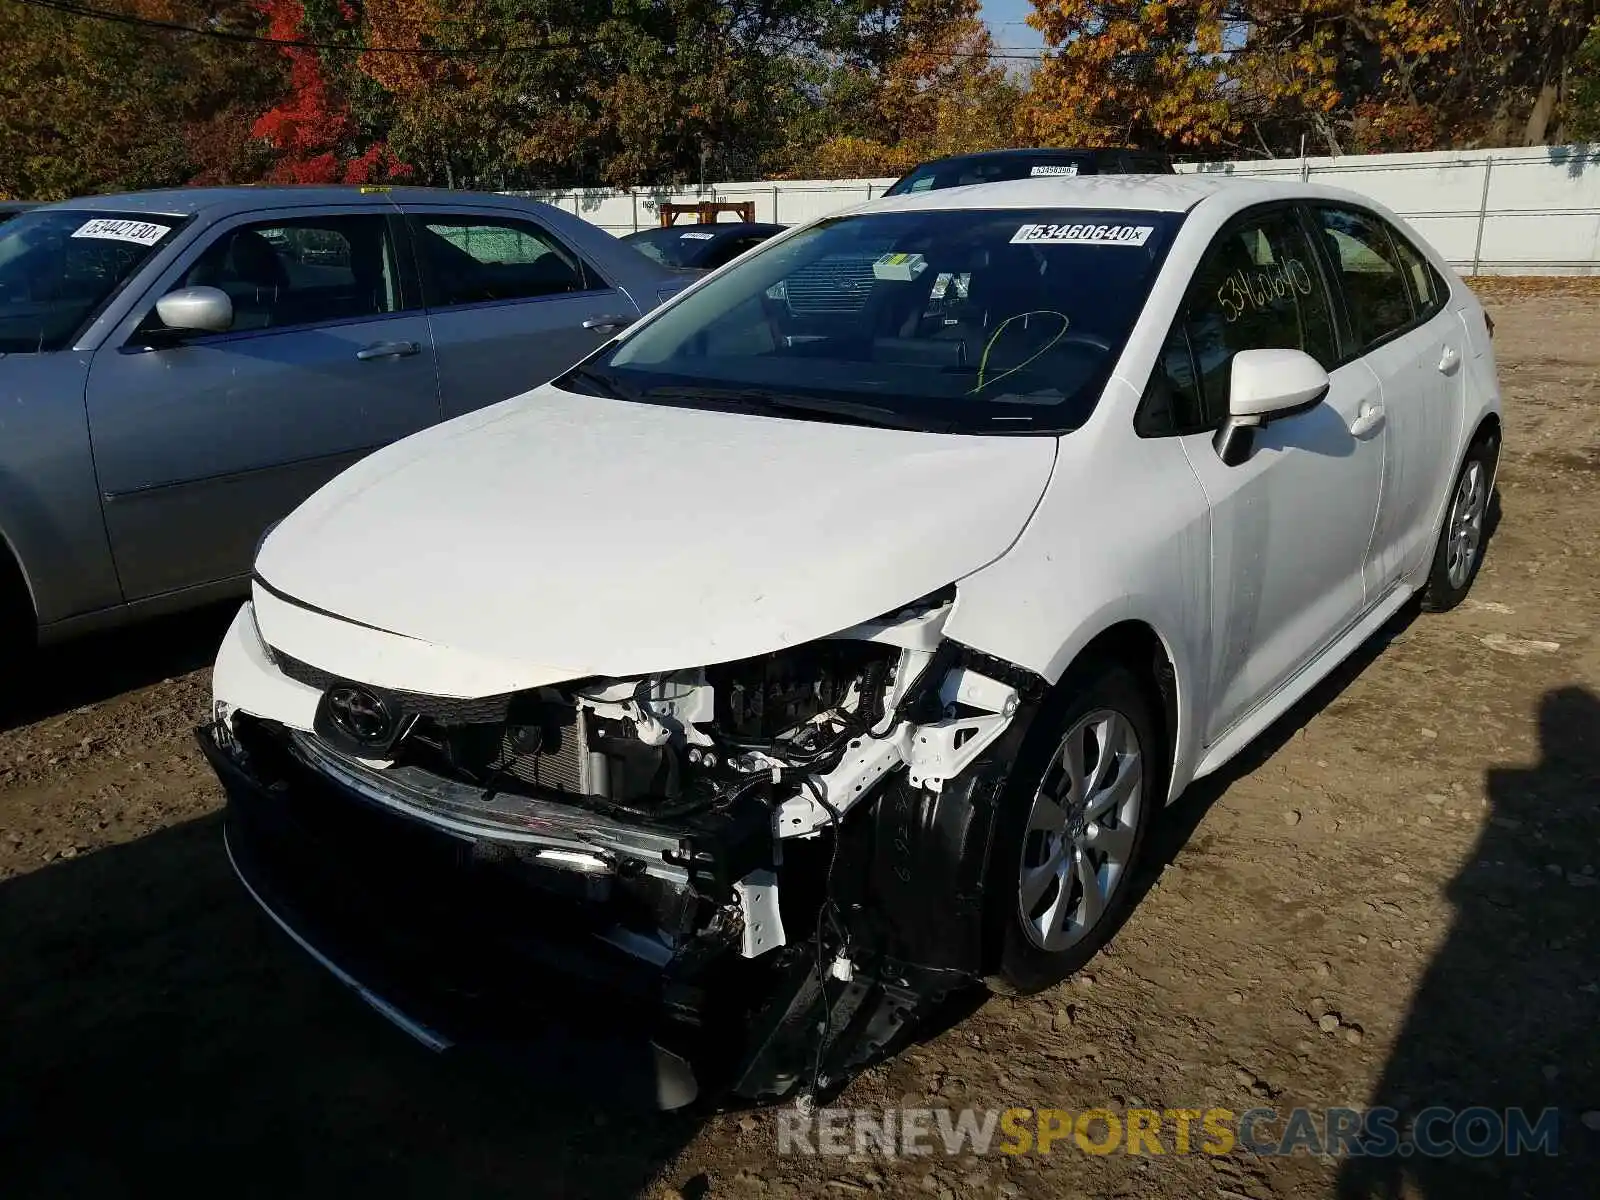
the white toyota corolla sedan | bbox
[201,175,1501,1108]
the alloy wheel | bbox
[1017,708,1144,952]
[1446,459,1489,589]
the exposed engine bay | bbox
[397,638,899,814]
[203,590,1049,1109]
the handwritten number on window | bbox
[1215,257,1314,323]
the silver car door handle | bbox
[1349,402,1385,437]
[582,314,633,331]
[1438,345,1461,373]
[356,340,421,361]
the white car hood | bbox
[255,384,1056,687]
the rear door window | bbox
[1309,206,1417,352]
[1388,227,1448,318]
[412,215,601,308]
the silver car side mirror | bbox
[155,286,234,334]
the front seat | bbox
[190,229,289,329]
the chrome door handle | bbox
[1349,402,1386,438]
[1438,345,1461,373]
[582,314,633,332]
[356,340,421,361]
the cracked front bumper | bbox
[199,717,708,1109]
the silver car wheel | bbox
[1446,459,1489,589]
[1017,708,1143,953]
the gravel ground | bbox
[2,284,1596,1199]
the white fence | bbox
[1184,146,1600,276]
[519,144,1600,276]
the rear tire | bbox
[984,659,1160,996]
[1421,432,1498,613]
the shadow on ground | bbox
[1142,595,1425,886]
[1334,685,1600,1198]
[2,601,237,735]
[1148,490,1503,872]
[0,814,700,1198]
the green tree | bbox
[1569,20,1600,140]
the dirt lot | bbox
[2,285,1597,1199]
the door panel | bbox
[1155,204,1386,743]
[406,210,640,418]
[1182,360,1386,739]
[85,210,441,600]
[1356,324,1454,585]
[1311,205,1460,587]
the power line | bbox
[7,0,1051,60]
[8,0,587,55]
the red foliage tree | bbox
[251,0,408,183]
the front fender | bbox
[0,353,123,627]
[944,393,1212,802]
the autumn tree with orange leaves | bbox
[1021,0,1600,156]
[811,0,1023,177]
[251,0,409,184]
[0,0,282,199]
[4,0,1600,200]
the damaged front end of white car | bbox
[200,584,1049,1110]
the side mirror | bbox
[154,286,233,335]
[1215,348,1330,466]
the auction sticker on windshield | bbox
[1010,223,1154,246]
[70,218,171,247]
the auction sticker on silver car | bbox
[70,218,171,246]
[1010,223,1154,246]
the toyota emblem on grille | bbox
[325,684,394,746]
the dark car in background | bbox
[883,148,1175,197]
[0,201,37,225]
[621,222,786,271]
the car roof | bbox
[861,173,1355,216]
[30,186,558,218]
[911,148,1147,167]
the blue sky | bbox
[981,0,1045,53]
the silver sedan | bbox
[0,186,683,664]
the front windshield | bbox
[0,210,181,353]
[572,208,1178,433]
[624,227,718,269]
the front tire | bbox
[1421,432,1498,613]
[985,660,1160,996]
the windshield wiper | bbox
[642,385,951,432]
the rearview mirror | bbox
[1215,349,1330,466]
[154,286,233,335]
